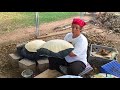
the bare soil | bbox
[0,15,120,78]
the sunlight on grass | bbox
[0,12,80,34]
[0,12,25,21]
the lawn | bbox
[0,12,80,34]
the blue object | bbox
[100,60,120,78]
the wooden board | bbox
[34,69,63,78]
[37,29,71,39]
[37,26,92,39]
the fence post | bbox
[80,12,84,18]
[35,12,39,38]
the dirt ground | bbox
[0,15,120,78]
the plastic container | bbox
[100,60,120,78]
[21,69,33,78]
[88,44,118,69]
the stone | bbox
[9,53,21,68]
[19,59,36,71]
[37,58,49,73]
[9,53,21,60]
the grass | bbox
[0,12,80,34]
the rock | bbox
[89,12,120,33]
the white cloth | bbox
[57,75,83,78]
[64,33,88,66]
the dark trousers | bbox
[48,57,86,75]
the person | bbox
[48,18,88,76]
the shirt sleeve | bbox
[72,40,88,56]
[64,33,70,41]
[64,35,67,41]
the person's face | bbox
[72,24,81,36]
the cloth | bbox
[57,75,83,78]
[64,33,88,66]
[72,18,86,27]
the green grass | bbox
[39,12,80,23]
[0,12,80,34]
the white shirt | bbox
[64,32,88,66]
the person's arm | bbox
[69,41,85,57]
[68,41,81,57]
[64,33,76,57]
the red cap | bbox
[72,18,86,27]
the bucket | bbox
[21,69,33,78]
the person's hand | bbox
[69,52,76,57]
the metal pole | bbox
[80,12,85,19]
[80,12,84,18]
[35,12,39,38]
[80,12,85,21]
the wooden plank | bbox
[37,29,71,39]
[34,69,63,78]
[37,26,92,39]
